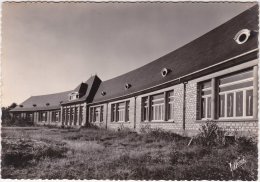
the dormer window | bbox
[68,92,79,101]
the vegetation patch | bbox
[1,124,257,180]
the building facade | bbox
[10,5,259,136]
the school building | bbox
[10,5,259,136]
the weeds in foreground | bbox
[1,127,257,180]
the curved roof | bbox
[92,5,258,103]
[10,5,258,111]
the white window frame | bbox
[151,97,165,121]
[219,87,253,120]
[200,82,212,120]
[111,100,130,123]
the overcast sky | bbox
[1,2,256,107]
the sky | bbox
[1,2,256,107]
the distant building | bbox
[10,5,259,136]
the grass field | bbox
[1,126,258,180]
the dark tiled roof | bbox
[92,5,258,103]
[61,75,101,105]
[11,91,71,112]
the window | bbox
[151,93,165,121]
[111,101,130,122]
[111,104,116,122]
[90,105,104,122]
[62,108,65,122]
[167,91,174,120]
[70,107,74,122]
[125,101,130,122]
[74,107,78,124]
[142,97,149,121]
[200,80,212,120]
[68,92,79,101]
[218,69,253,119]
[79,106,84,124]
[66,108,70,123]
[141,90,174,122]
[39,111,47,122]
[26,113,33,121]
[51,111,59,122]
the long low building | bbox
[10,5,259,136]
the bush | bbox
[236,136,257,153]
[195,121,225,147]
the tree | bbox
[1,103,17,126]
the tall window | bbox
[167,91,174,120]
[39,111,47,122]
[141,90,174,122]
[117,102,125,122]
[111,104,116,122]
[51,111,59,122]
[90,105,104,122]
[70,107,74,122]
[142,97,149,121]
[26,113,33,122]
[74,107,78,124]
[125,101,130,122]
[111,101,130,122]
[62,108,65,122]
[66,108,70,123]
[218,69,253,118]
[79,106,84,124]
[200,80,212,119]
[151,93,165,121]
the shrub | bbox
[195,121,225,147]
[236,136,257,153]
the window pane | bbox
[220,81,253,92]
[151,93,164,100]
[126,101,130,122]
[100,106,103,122]
[236,91,243,117]
[201,81,211,89]
[246,90,253,116]
[227,93,234,117]
[219,70,253,85]
[201,98,206,118]
[219,95,225,117]
[207,97,211,118]
[111,104,116,122]
[202,90,212,96]
[168,103,174,120]
[142,97,148,121]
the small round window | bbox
[234,29,251,44]
[161,68,170,77]
[101,91,106,96]
[125,83,131,89]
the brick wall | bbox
[135,84,184,135]
[106,97,135,131]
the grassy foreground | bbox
[1,126,258,180]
